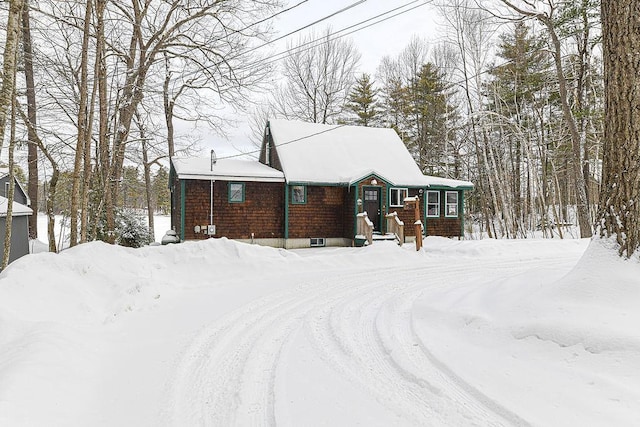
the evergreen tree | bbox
[152,166,170,215]
[346,73,380,126]
[405,62,458,176]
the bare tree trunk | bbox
[0,0,24,159]
[0,0,24,270]
[3,96,17,269]
[135,110,155,242]
[22,0,38,239]
[70,0,93,247]
[95,0,109,240]
[598,0,640,257]
[17,104,57,252]
[164,53,175,158]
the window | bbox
[228,182,245,203]
[389,188,408,207]
[426,191,440,217]
[445,191,459,217]
[291,185,306,204]
[310,237,325,247]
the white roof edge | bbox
[0,210,31,217]
[177,173,285,182]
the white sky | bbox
[181,0,443,159]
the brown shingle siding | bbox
[288,186,351,239]
[182,180,284,240]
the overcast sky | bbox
[183,0,442,159]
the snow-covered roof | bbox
[172,157,284,182]
[423,176,474,189]
[0,195,32,217]
[268,119,473,189]
[0,168,32,205]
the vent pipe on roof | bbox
[210,149,217,171]
[264,124,271,166]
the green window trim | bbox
[389,187,408,208]
[445,191,459,218]
[426,190,440,218]
[228,182,245,203]
[291,185,307,204]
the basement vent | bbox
[310,237,326,247]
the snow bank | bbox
[412,237,640,426]
[1,236,638,426]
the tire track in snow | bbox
[306,265,513,425]
[305,256,573,425]
[168,252,578,425]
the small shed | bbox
[0,196,33,267]
[0,168,30,206]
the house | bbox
[169,119,473,248]
[0,168,30,207]
[0,195,32,266]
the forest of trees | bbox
[0,0,636,260]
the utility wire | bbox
[213,60,515,162]
[228,0,367,59]
[260,0,430,68]
[231,0,311,35]
[216,123,350,160]
[179,0,368,80]
[179,0,431,82]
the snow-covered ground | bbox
[35,213,173,250]
[1,234,639,426]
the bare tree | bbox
[488,0,593,238]
[22,0,39,239]
[0,0,25,270]
[69,0,93,247]
[272,28,361,124]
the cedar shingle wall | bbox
[425,190,462,237]
[288,186,351,238]
[393,188,423,237]
[183,180,284,240]
[170,174,181,236]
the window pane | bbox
[390,188,406,206]
[428,205,439,216]
[292,186,305,203]
[447,192,458,204]
[428,191,439,203]
[447,204,458,216]
[229,183,243,202]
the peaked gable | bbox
[264,119,428,186]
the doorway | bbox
[363,187,382,231]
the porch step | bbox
[372,232,397,241]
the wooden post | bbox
[404,196,422,251]
[414,196,422,251]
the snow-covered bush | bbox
[92,208,152,248]
[115,209,152,248]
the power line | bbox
[222,0,368,62]
[216,123,349,160]
[185,0,431,82]
[231,0,311,35]
[178,0,368,80]
[261,0,430,68]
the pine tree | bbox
[405,62,457,176]
[599,0,640,257]
[152,166,170,215]
[346,73,380,126]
